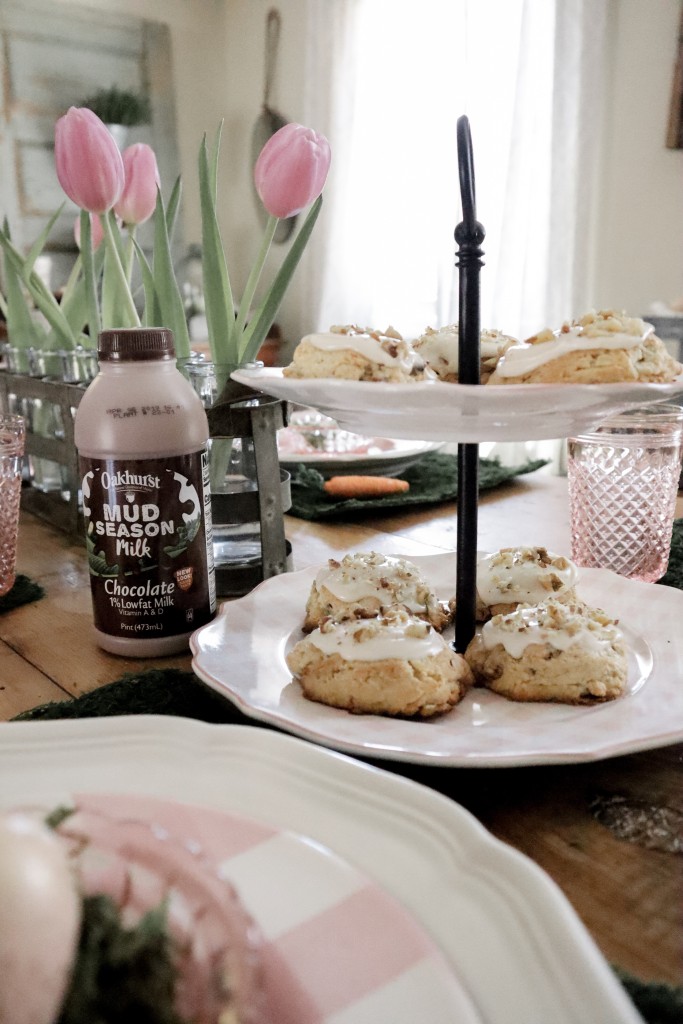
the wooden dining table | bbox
[1,472,681,998]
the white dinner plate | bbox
[0,717,642,1023]
[278,433,444,478]
[232,366,683,442]
[35,789,475,1023]
[190,553,683,766]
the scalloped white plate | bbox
[30,790,476,1023]
[232,366,683,442]
[191,553,683,767]
[0,717,641,1023]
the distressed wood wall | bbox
[0,0,181,289]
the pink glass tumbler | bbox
[0,414,25,596]
[567,404,683,582]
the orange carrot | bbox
[323,475,410,499]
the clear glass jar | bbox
[184,361,262,576]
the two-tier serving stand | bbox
[231,114,683,648]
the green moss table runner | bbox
[288,452,548,519]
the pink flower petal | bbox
[115,144,161,226]
[254,123,331,220]
[55,107,124,214]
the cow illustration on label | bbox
[81,465,203,576]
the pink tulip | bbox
[254,123,331,219]
[114,144,160,226]
[55,107,124,214]
[73,212,105,251]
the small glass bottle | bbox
[74,327,216,656]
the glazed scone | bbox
[413,324,517,383]
[283,324,434,382]
[475,546,579,620]
[287,606,473,718]
[487,309,682,384]
[303,551,453,632]
[465,597,628,704]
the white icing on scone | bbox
[476,547,578,607]
[494,309,653,379]
[305,606,447,662]
[480,597,624,660]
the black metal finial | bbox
[453,115,485,654]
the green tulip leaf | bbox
[234,214,278,339]
[239,195,323,363]
[0,230,76,349]
[100,211,141,330]
[2,231,42,347]
[152,189,191,356]
[60,246,105,343]
[132,237,162,327]
[1,218,42,347]
[100,213,140,329]
[199,130,236,362]
[209,122,223,204]
[166,176,182,243]
[25,204,65,274]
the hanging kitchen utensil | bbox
[251,8,296,244]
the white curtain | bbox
[301,0,610,345]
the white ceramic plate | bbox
[0,717,642,1023]
[278,433,444,478]
[232,366,683,442]
[191,553,683,766]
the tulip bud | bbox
[73,212,104,251]
[55,107,124,214]
[114,144,161,226]
[254,123,331,220]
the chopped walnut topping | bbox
[329,324,404,341]
[353,624,377,644]
[381,339,400,359]
[570,309,649,338]
[525,327,555,345]
[405,619,430,639]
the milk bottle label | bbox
[80,450,216,639]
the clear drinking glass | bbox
[567,404,683,582]
[184,360,263,572]
[0,414,25,596]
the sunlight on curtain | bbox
[303,0,609,344]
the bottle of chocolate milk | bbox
[74,327,216,656]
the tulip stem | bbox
[124,227,136,285]
[102,213,140,327]
[80,211,101,342]
[234,214,278,343]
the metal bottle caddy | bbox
[0,368,292,605]
[0,370,85,535]
[205,378,291,597]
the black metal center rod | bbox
[454,115,485,653]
